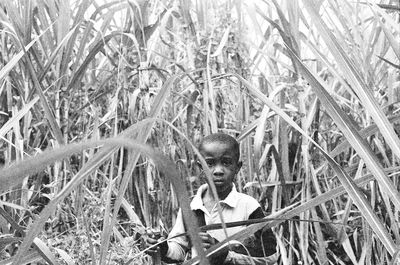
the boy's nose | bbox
[213,164,224,175]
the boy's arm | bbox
[248,207,277,257]
[224,252,278,265]
[158,240,187,264]
[222,207,277,265]
[164,209,190,262]
[146,209,189,263]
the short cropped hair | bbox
[199,133,240,161]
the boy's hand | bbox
[199,232,217,249]
[144,229,165,256]
[199,232,229,265]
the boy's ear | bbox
[196,160,203,170]
[237,161,243,172]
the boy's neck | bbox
[204,184,233,201]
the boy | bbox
[146,133,277,264]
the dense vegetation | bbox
[0,0,399,264]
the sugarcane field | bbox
[0,0,399,264]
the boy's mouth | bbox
[213,178,225,184]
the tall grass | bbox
[0,0,399,264]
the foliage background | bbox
[0,0,399,264]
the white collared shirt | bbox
[165,184,260,261]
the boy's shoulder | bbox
[235,192,261,215]
[236,191,259,203]
[235,191,261,211]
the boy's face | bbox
[199,140,242,194]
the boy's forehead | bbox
[200,141,237,156]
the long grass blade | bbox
[286,46,398,254]
[3,137,208,265]
[224,72,398,255]
[330,115,400,157]
[0,37,38,81]
[0,97,38,139]
[32,237,60,265]
[302,0,400,163]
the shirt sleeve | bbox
[164,209,189,262]
[249,207,277,256]
[223,207,277,265]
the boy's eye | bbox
[221,158,233,166]
[203,158,235,167]
[205,159,216,167]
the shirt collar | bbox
[190,184,239,210]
